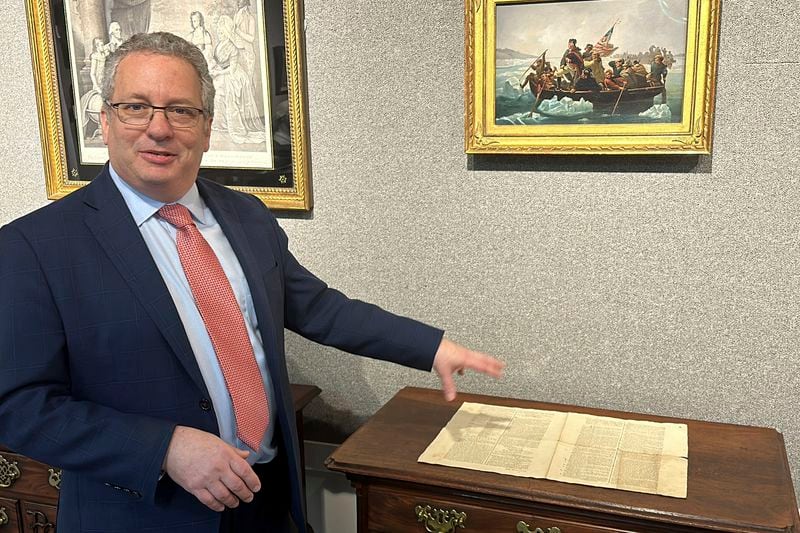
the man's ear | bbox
[100,107,110,146]
[203,117,213,152]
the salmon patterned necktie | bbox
[158,203,268,450]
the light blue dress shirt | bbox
[110,166,277,464]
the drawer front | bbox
[20,502,57,533]
[0,454,59,504]
[364,484,650,533]
[0,496,22,533]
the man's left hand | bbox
[432,338,505,401]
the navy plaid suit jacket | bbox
[0,167,443,532]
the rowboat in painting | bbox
[535,85,665,115]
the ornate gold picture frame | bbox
[25,0,312,210]
[465,0,720,155]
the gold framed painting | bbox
[25,0,312,210]
[465,0,721,155]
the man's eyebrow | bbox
[117,93,201,106]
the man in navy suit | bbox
[0,32,503,532]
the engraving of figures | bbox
[104,0,151,42]
[80,33,114,139]
[210,15,266,144]
[106,21,125,52]
[232,0,257,79]
[65,0,274,168]
[187,11,213,63]
[88,37,108,91]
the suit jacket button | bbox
[199,399,212,411]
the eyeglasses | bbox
[105,101,206,128]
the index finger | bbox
[439,371,457,402]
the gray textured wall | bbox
[2,0,799,502]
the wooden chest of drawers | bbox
[0,449,59,533]
[326,387,800,533]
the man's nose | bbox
[146,109,174,137]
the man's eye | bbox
[122,104,148,112]
[171,107,194,116]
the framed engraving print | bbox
[26,0,312,210]
[465,0,721,154]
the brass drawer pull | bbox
[415,504,467,532]
[0,507,8,526]
[516,522,561,533]
[48,468,62,490]
[26,510,55,532]
[0,455,20,488]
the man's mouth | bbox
[139,150,176,164]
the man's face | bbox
[101,52,212,202]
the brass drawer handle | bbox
[0,455,20,488]
[26,510,55,531]
[415,504,467,532]
[48,468,62,490]
[516,522,561,533]
[0,507,8,526]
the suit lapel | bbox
[81,169,210,397]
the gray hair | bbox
[101,32,215,118]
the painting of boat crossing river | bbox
[495,0,689,125]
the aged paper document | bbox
[418,402,688,498]
[417,402,568,478]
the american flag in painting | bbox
[594,23,619,56]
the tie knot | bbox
[158,203,194,229]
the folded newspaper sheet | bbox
[418,402,688,498]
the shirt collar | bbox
[108,164,207,227]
